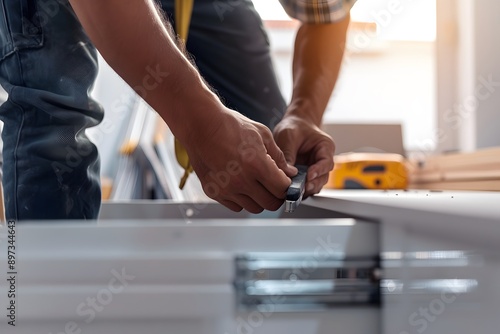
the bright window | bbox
[253,0,437,152]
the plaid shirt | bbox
[278,0,356,23]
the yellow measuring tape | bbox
[175,0,194,189]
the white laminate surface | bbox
[307,190,500,250]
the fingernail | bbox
[307,183,314,192]
[310,172,318,180]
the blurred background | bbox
[253,0,437,154]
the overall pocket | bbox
[0,0,44,61]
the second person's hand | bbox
[273,114,335,197]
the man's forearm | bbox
[68,0,298,213]
[287,15,350,126]
[69,0,220,145]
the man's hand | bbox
[274,114,335,197]
[273,16,349,196]
[185,106,297,213]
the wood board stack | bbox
[409,147,500,191]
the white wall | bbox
[436,0,500,152]
[474,0,500,148]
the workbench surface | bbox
[308,190,500,250]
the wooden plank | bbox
[412,147,500,173]
[411,168,500,183]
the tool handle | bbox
[286,165,308,202]
[284,165,308,213]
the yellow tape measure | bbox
[326,153,408,190]
[174,0,194,189]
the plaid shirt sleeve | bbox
[278,0,356,23]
